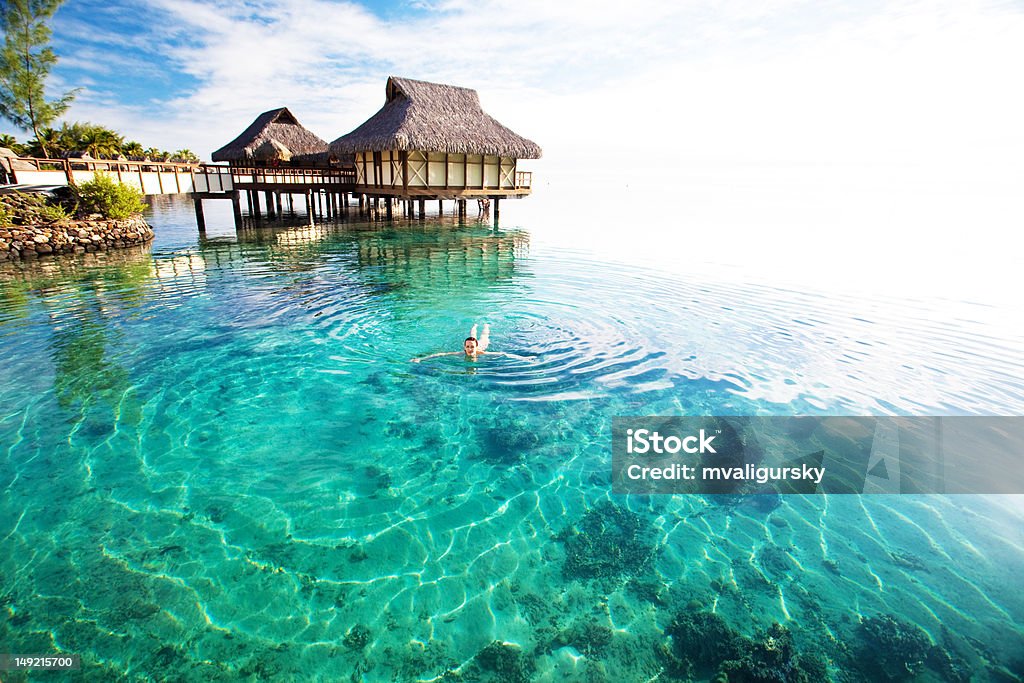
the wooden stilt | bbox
[386,197,393,220]
[418,198,425,219]
[193,197,206,231]
[264,191,275,218]
[246,190,254,215]
[493,197,500,223]
[438,199,443,216]
[231,191,242,228]
[275,192,283,216]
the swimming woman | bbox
[413,323,513,362]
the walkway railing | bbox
[515,171,532,189]
[4,157,355,196]
[7,157,209,194]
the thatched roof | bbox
[329,77,541,159]
[253,138,292,161]
[0,148,36,171]
[212,108,328,163]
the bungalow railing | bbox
[229,166,357,186]
[515,171,532,189]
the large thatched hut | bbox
[212,108,330,167]
[329,77,541,198]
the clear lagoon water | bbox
[2,188,1024,681]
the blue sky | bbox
[2,0,1022,172]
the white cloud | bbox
[16,0,1020,174]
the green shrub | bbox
[75,173,146,219]
[39,203,68,223]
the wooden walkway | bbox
[4,156,528,227]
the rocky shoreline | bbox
[0,216,153,261]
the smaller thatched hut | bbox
[329,76,541,197]
[212,108,330,167]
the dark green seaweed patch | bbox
[718,622,827,683]
[665,610,744,673]
[854,614,970,682]
[664,611,827,682]
[467,641,533,683]
[343,624,372,650]
[556,501,658,580]
[549,620,614,657]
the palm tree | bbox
[173,149,199,163]
[78,125,124,159]
[56,121,89,154]
[26,127,63,158]
[0,132,20,151]
[122,140,144,159]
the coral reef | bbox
[556,501,658,580]
[856,614,930,679]
[665,610,743,670]
[475,412,541,465]
[664,612,826,683]
[550,620,614,657]
[469,641,533,683]
[343,624,372,650]
[718,623,827,683]
[854,614,970,682]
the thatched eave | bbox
[329,77,542,159]
[212,108,328,163]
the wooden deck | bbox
[2,156,533,227]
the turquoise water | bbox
[2,195,1024,681]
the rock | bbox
[0,203,154,260]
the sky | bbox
[2,0,1023,306]
[1,0,1021,170]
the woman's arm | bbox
[481,351,533,361]
[412,351,460,362]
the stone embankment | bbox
[0,216,153,260]
[1,192,152,260]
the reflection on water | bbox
[0,196,1022,681]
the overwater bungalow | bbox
[329,77,541,206]
[212,107,331,167]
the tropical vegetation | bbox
[0,123,200,162]
[0,1,200,164]
[74,173,147,219]
[0,0,79,158]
